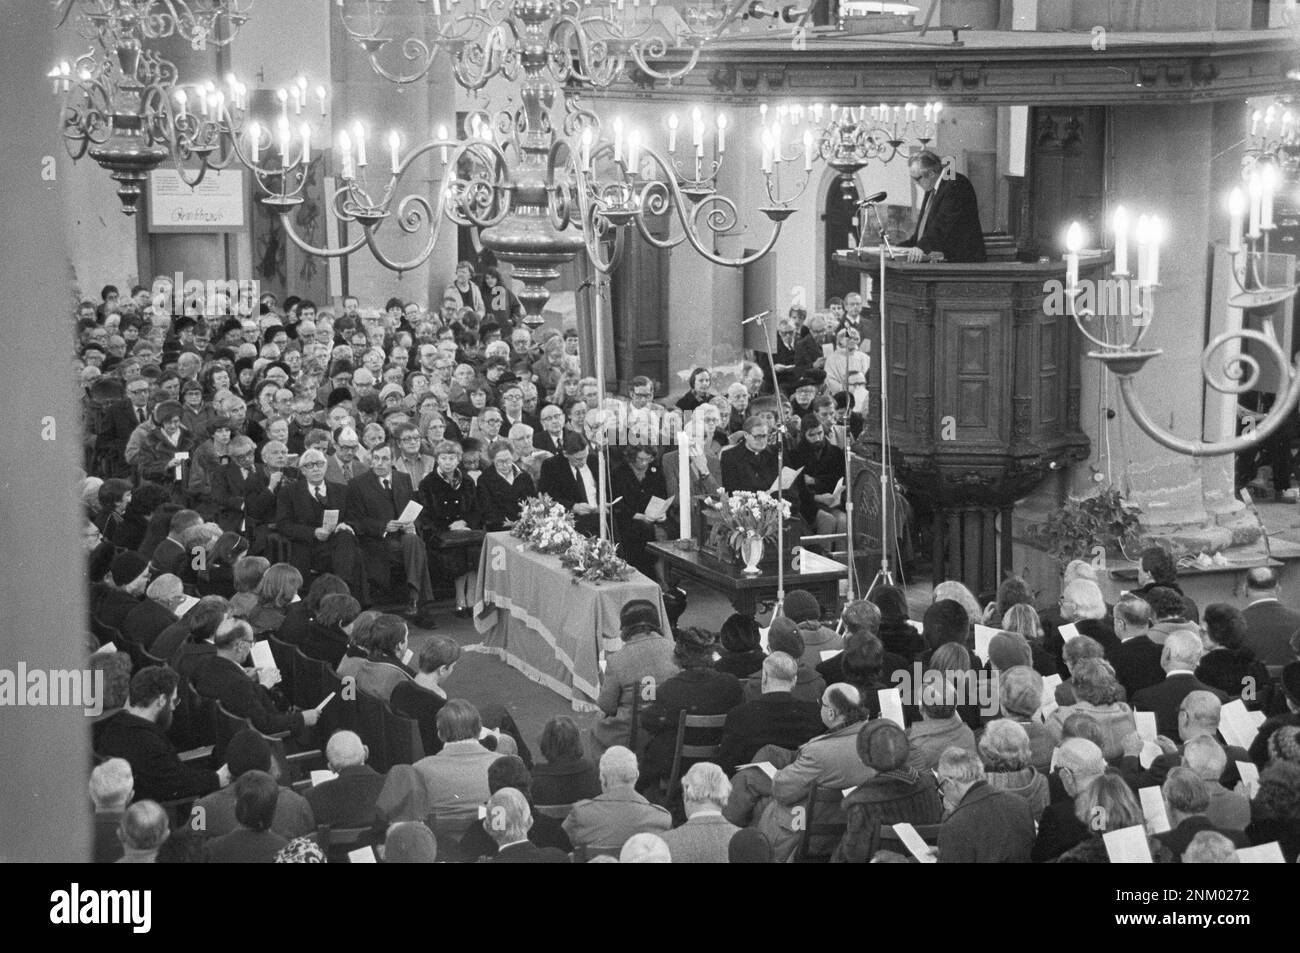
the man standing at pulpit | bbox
[538,430,601,536]
[899,150,986,264]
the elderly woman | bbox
[1045,657,1136,760]
[418,440,483,618]
[716,613,765,679]
[989,665,1054,773]
[508,423,547,484]
[832,720,944,863]
[393,421,436,487]
[1058,578,1120,658]
[135,400,196,496]
[977,719,1049,822]
[1000,603,1059,677]
[638,627,744,788]
[476,438,536,531]
[1055,774,1175,863]
[1054,633,1105,706]
[1196,603,1270,706]
[593,600,680,754]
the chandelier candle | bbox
[1228,188,1244,254]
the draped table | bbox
[471,531,667,711]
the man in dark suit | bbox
[485,788,570,863]
[537,430,601,537]
[1241,567,1300,666]
[935,749,1034,863]
[1153,767,1250,860]
[456,756,572,860]
[99,379,153,476]
[1131,632,1228,739]
[147,508,202,577]
[304,731,387,828]
[720,416,779,494]
[209,436,282,539]
[716,652,824,774]
[533,405,567,456]
[344,442,436,614]
[1030,738,1103,862]
[121,573,188,652]
[192,619,319,737]
[93,666,229,802]
[899,150,986,264]
[274,448,361,593]
[1109,593,1165,698]
[762,316,822,395]
[1117,690,1249,790]
[203,771,289,863]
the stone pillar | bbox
[0,4,90,862]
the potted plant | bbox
[1028,484,1143,569]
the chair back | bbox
[355,690,389,772]
[315,824,375,863]
[265,633,297,700]
[113,633,149,673]
[534,803,574,821]
[291,647,323,709]
[319,664,356,736]
[572,843,622,863]
[665,710,728,801]
[793,782,849,863]
[382,701,425,767]
[89,615,120,646]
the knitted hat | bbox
[784,589,820,623]
[728,828,774,863]
[988,632,1032,672]
[1268,726,1300,765]
[857,719,910,771]
[766,616,804,659]
[379,382,406,404]
[353,368,376,387]
[110,551,148,587]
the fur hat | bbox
[620,599,660,636]
[856,719,910,772]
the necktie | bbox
[916,186,935,240]
[381,478,390,492]
[314,484,325,504]
[573,468,586,503]
[342,461,352,480]
[137,407,146,423]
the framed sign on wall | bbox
[147,169,247,232]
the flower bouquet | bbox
[560,536,631,584]
[511,495,567,542]
[716,490,790,573]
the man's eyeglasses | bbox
[301,461,327,469]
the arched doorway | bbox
[822,173,863,304]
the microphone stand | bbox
[862,199,897,594]
[750,310,787,621]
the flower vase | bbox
[739,536,764,574]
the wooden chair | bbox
[265,633,297,701]
[876,821,943,860]
[792,782,849,863]
[382,701,425,767]
[355,690,389,772]
[214,701,323,782]
[572,843,623,863]
[664,710,728,802]
[533,803,574,821]
[291,647,323,710]
[89,615,120,647]
[111,633,149,673]
[319,664,356,736]
[173,679,219,751]
[315,824,376,863]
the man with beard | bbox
[93,666,230,801]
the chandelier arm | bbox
[1114,361,1300,457]
[572,167,625,273]
[628,42,701,84]
[367,37,440,87]
[276,208,371,259]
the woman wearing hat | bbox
[638,627,744,789]
[135,400,197,499]
[593,600,679,754]
[831,719,943,862]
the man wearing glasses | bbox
[899,150,986,264]
[275,448,361,594]
[720,416,780,494]
[327,427,369,484]
[100,378,154,477]
[534,405,567,455]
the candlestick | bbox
[175,89,187,119]
[278,118,290,164]
[353,122,367,167]
[1227,187,1244,254]
[612,117,623,162]
[277,87,288,117]
[716,114,727,154]
[692,107,703,148]
[1065,221,1082,290]
[677,430,691,541]
[1113,205,1128,275]
[1135,214,1151,287]
[438,124,448,164]
[802,130,813,172]
[1248,172,1262,237]
[1261,163,1276,230]
[627,130,641,176]
[761,131,772,174]
[667,113,678,153]
[249,121,261,165]
[339,130,353,179]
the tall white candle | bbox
[1135,214,1151,287]
[1065,221,1082,290]
[389,131,400,174]
[317,85,327,117]
[1227,187,1244,254]
[1112,205,1128,275]
[692,107,703,147]
[278,117,290,163]
[612,117,623,162]
[761,131,772,173]
[716,114,727,154]
[667,113,678,153]
[339,130,353,179]
[1248,172,1262,237]
[803,130,813,171]
[249,121,261,164]
[353,122,367,167]
[1261,164,1276,230]
[677,430,691,540]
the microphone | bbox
[742,310,771,326]
[856,192,887,206]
